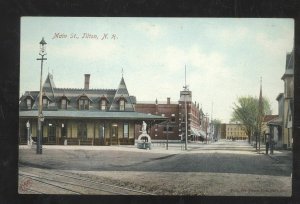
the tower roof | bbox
[43,73,56,100]
[109,77,135,111]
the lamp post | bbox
[166,120,169,150]
[205,113,209,144]
[26,121,30,146]
[36,37,47,154]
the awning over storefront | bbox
[190,128,200,136]
[267,117,282,127]
[199,129,206,137]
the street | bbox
[18,140,292,196]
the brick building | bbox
[134,89,206,141]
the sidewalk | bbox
[253,145,292,163]
[19,144,186,155]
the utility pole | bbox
[183,65,188,150]
[258,77,263,154]
[211,102,213,141]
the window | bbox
[119,99,125,111]
[77,122,87,139]
[123,123,129,138]
[79,98,89,110]
[61,123,67,138]
[163,127,173,132]
[42,98,48,109]
[61,98,67,109]
[101,100,106,111]
[171,114,176,122]
[26,98,32,109]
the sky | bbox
[20,17,294,123]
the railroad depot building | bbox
[19,73,166,145]
[134,90,207,141]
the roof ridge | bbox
[54,88,116,91]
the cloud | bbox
[132,22,164,40]
[49,40,121,61]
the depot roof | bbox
[19,110,167,121]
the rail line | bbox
[19,168,154,195]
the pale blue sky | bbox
[20,17,294,123]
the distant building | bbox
[220,123,227,139]
[19,73,165,145]
[134,89,206,141]
[224,123,248,140]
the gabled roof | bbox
[19,74,138,112]
[267,116,282,126]
[263,115,278,123]
[276,93,284,101]
[109,77,135,111]
[76,93,93,102]
[23,92,34,100]
[285,50,294,70]
[281,49,294,80]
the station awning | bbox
[19,110,167,121]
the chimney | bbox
[84,74,90,90]
[167,97,170,105]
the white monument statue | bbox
[142,121,147,134]
[137,121,151,149]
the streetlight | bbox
[26,121,30,146]
[36,37,47,154]
[204,113,209,144]
[166,120,169,150]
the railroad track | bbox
[19,167,154,195]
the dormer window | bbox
[26,98,32,109]
[119,99,125,111]
[99,96,109,111]
[61,98,67,109]
[60,96,70,110]
[116,96,127,111]
[101,100,106,111]
[79,97,89,110]
[42,98,49,109]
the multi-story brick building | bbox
[134,89,206,141]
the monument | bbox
[137,121,152,149]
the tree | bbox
[230,96,271,144]
[211,119,222,140]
